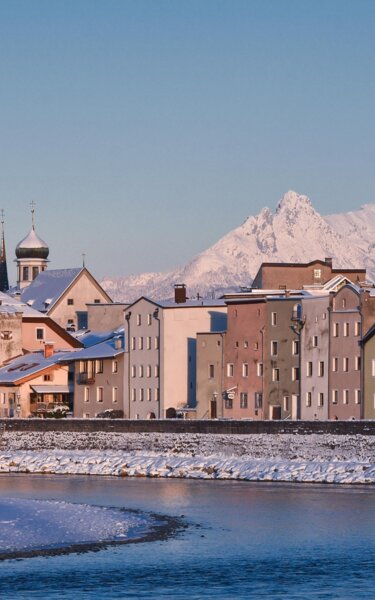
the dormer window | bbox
[314,269,322,279]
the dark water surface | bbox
[0,474,374,599]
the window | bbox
[257,362,263,377]
[146,336,152,350]
[318,362,324,377]
[240,392,248,408]
[147,388,152,402]
[112,360,118,374]
[131,388,136,402]
[318,393,324,407]
[137,314,141,326]
[80,361,88,374]
[67,298,74,306]
[271,312,277,326]
[242,363,249,377]
[312,336,318,348]
[131,337,136,351]
[314,269,321,279]
[155,388,160,402]
[138,337,143,350]
[95,360,103,374]
[227,363,234,377]
[84,387,90,403]
[322,312,327,320]
[355,389,361,405]
[343,389,349,404]
[333,323,339,337]
[36,328,44,341]
[131,365,136,378]
[343,357,349,372]
[43,374,53,382]
[306,362,313,377]
[271,341,278,356]
[209,364,215,379]
[22,266,29,281]
[112,387,118,403]
[154,365,159,378]
[272,368,280,382]
[225,397,233,409]
[139,388,144,402]
[147,314,152,325]
[32,266,39,280]
[305,392,312,407]
[97,387,103,403]
[94,299,101,304]
[283,396,289,411]
[343,323,349,337]
[355,322,361,336]
[155,337,159,350]
[332,390,338,404]
[0,330,12,340]
[139,365,144,378]
[292,367,300,381]
[342,298,346,308]
[253,342,259,350]
[355,356,361,371]
[255,392,262,409]
[292,340,299,356]
[244,341,248,348]
[84,413,90,419]
[372,359,375,377]
[332,357,338,372]
[146,365,151,378]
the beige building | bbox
[21,267,112,331]
[124,289,227,419]
[196,332,225,419]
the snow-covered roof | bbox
[0,350,73,384]
[73,327,124,348]
[21,268,82,312]
[0,291,44,317]
[60,334,124,362]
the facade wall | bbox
[363,335,375,419]
[74,355,124,418]
[329,286,362,420]
[253,261,365,290]
[0,313,23,366]
[300,296,330,420]
[360,291,375,337]
[264,298,301,420]
[87,303,128,332]
[49,273,111,330]
[223,301,266,419]
[196,332,225,419]
[162,306,227,415]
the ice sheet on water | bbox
[0,498,151,553]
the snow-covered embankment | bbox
[1,431,375,484]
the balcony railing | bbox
[77,373,95,384]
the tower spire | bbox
[0,209,9,292]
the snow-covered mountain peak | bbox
[102,192,375,301]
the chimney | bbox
[44,342,54,359]
[325,257,333,267]
[174,284,187,304]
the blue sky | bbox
[0,0,374,281]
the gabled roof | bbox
[0,350,72,385]
[125,295,226,311]
[20,267,112,313]
[21,268,82,312]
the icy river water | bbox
[0,474,375,599]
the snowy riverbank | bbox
[1,431,375,484]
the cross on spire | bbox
[30,200,36,228]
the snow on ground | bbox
[0,431,375,484]
[0,497,151,554]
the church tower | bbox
[15,202,49,290]
[0,210,9,292]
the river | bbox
[0,474,374,599]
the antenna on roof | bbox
[30,200,36,229]
[82,252,86,268]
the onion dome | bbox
[16,227,49,260]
